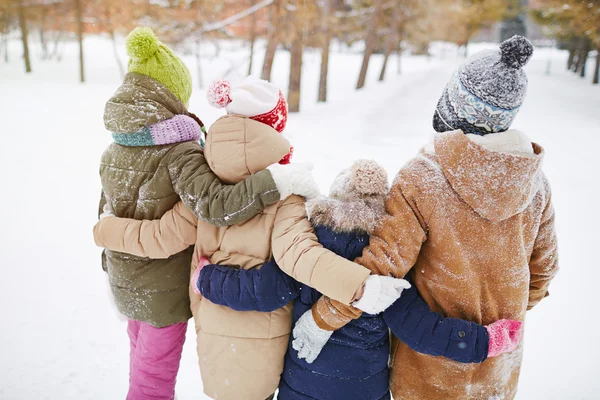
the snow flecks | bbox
[464,347,523,400]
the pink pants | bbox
[126,320,187,400]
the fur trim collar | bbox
[306,196,385,234]
[425,129,535,157]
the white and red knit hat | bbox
[207,76,292,163]
[207,76,288,133]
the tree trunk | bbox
[567,47,575,70]
[17,0,31,73]
[545,46,552,75]
[396,31,404,75]
[247,0,257,76]
[379,7,401,82]
[261,0,280,81]
[288,33,303,113]
[195,38,203,89]
[356,0,382,89]
[39,6,48,59]
[379,47,391,82]
[110,29,125,78]
[2,34,6,63]
[1,10,8,63]
[103,5,124,79]
[317,0,331,102]
[51,27,64,60]
[593,49,600,85]
[579,41,590,78]
[1,30,6,63]
[74,0,85,83]
[575,38,589,76]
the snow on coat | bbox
[95,73,283,328]
[94,115,371,400]
[356,129,559,400]
[195,161,490,400]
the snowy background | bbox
[0,37,599,399]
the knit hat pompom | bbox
[207,79,232,108]
[500,35,533,69]
[126,27,160,61]
[352,160,389,196]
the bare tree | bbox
[1,4,9,63]
[356,0,382,89]
[247,0,257,75]
[16,0,31,72]
[74,0,84,82]
[576,39,591,78]
[39,4,48,59]
[379,5,401,82]
[195,37,203,88]
[101,1,125,78]
[261,0,280,80]
[287,24,303,112]
[317,0,331,102]
[593,51,599,84]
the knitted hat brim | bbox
[433,86,490,136]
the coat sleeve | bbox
[383,285,489,364]
[356,176,428,278]
[167,142,281,227]
[312,297,363,331]
[528,182,559,310]
[197,260,300,312]
[271,196,372,305]
[93,201,197,259]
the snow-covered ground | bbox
[1,36,598,399]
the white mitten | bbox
[267,162,320,200]
[292,309,333,364]
[353,275,411,315]
[99,203,115,219]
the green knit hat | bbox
[126,27,192,105]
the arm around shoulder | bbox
[271,195,371,305]
[357,173,428,278]
[93,201,197,259]
[167,142,281,227]
[383,285,489,363]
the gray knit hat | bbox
[433,35,534,135]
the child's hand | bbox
[352,275,411,315]
[486,319,523,357]
[267,163,320,200]
[292,309,333,364]
[191,257,210,295]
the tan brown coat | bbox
[93,115,370,400]
[352,130,558,400]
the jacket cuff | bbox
[312,305,336,331]
[480,324,490,362]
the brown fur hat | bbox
[307,160,389,234]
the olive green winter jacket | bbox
[98,73,281,327]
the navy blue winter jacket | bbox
[198,225,489,400]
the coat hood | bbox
[205,115,291,184]
[307,160,388,234]
[104,72,188,134]
[434,130,544,222]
